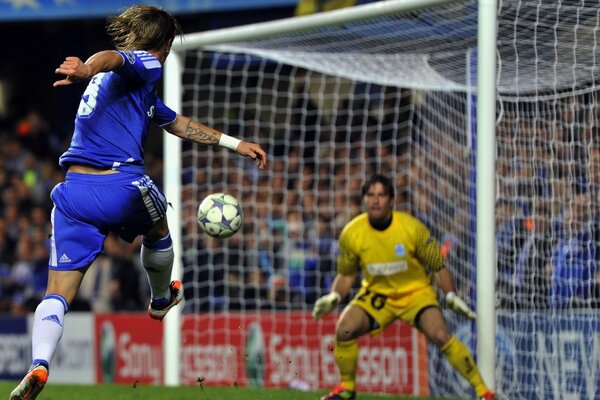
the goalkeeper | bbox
[313,175,494,400]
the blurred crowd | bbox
[0,110,61,314]
[178,75,600,313]
[178,78,414,312]
[0,110,151,314]
[2,81,600,316]
[495,95,600,310]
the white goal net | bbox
[164,0,600,398]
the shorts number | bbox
[357,289,387,310]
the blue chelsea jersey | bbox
[60,50,177,174]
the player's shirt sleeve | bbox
[414,221,444,272]
[116,50,163,85]
[116,51,176,126]
[153,98,177,127]
[336,226,361,275]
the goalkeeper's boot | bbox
[480,390,495,400]
[10,364,48,400]
[148,280,184,321]
[320,384,356,400]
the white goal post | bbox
[163,0,497,392]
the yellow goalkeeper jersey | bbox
[337,211,444,297]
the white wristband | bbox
[330,291,342,303]
[218,134,242,151]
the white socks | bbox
[141,234,174,301]
[31,295,68,369]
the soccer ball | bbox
[197,192,243,239]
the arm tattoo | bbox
[184,120,219,144]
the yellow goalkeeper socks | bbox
[334,339,358,391]
[441,336,489,397]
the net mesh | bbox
[174,1,600,398]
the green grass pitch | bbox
[0,381,461,400]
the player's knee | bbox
[335,318,367,341]
[335,327,357,341]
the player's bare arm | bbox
[331,272,358,299]
[433,267,455,295]
[165,115,268,169]
[53,50,123,87]
[312,272,357,320]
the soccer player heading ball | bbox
[10,5,267,400]
[313,175,494,400]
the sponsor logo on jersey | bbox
[366,261,408,276]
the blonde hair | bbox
[106,5,182,51]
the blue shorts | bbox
[49,172,167,271]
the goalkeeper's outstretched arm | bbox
[312,272,357,320]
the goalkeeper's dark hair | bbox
[106,5,182,51]
[362,174,395,199]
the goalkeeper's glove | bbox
[445,291,476,320]
[312,291,342,320]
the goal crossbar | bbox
[172,0,465,51]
